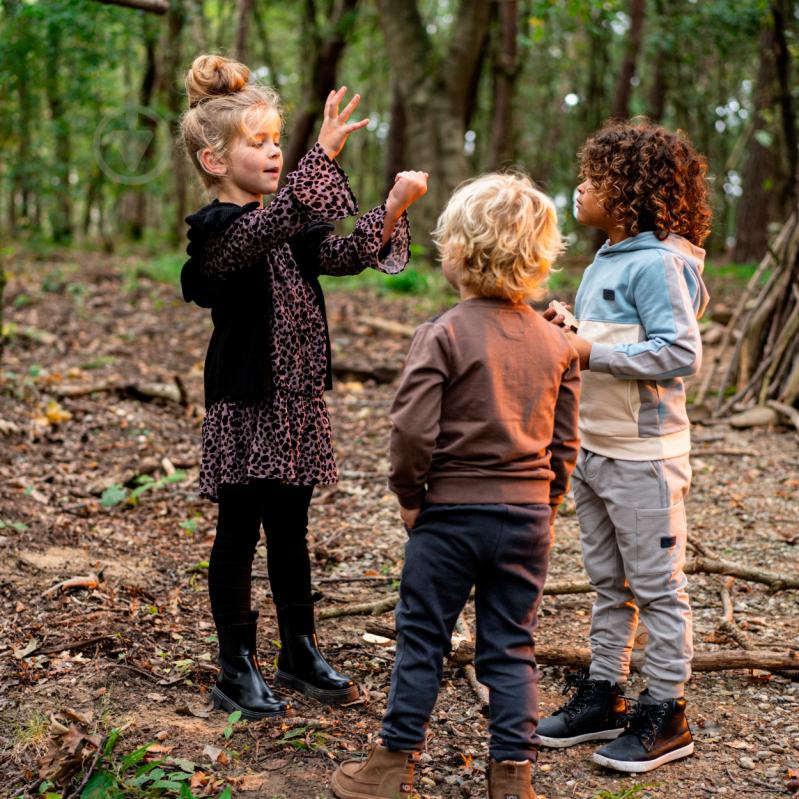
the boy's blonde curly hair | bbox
[433,173,564,303]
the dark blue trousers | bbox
[380,503,551,761]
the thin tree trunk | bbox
[233,0,253,62]
[129,19,160,240]
[283,0,359,175]
[646,0,668,121]
[94,0,168,13]
[771,0,797,208]
[164,0,187,246]
[44,23,72,242]
[384,81,407,196]
[489,0,519,169]
[251,0,281,92]
[611,0,645,119]
[733,22,779,263]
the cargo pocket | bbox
[634,500,687,578]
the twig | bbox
[357,315,416,338]
[63,735,107,799]
[455,615,489,710]
[685,556,799,590]
[41,573,102,597]
[318,595,399,619]
[363,625,799,673]
[717,577,752,650]
[37,635,115,656]
[767,399,799,431]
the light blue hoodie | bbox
[574,231,710,460]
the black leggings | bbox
[209,481,315,627]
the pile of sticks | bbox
[698,211,799,419]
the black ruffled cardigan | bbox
[180,200,334,409]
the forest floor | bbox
[0,250,798,799]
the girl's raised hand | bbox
[317,87,369,161]
[387,171,429,215]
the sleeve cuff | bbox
[394,490,425,510]
[288,143,358,221]
[587,342,614,373]
[375,207,411,275]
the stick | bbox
[363,625,799,673]
[41,573,101,597]
[767,399,799,431]
[685,556,799,590]
[318,578,596,619]
[37,635,115,656]
[455,616,489,709]
[534,645,799,673]
[357,316,416,338]
[717,577,752,650]
[93,0,169,12]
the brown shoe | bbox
[331,743,418,799]
[487,759,535,799]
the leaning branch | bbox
[93,0,168,13]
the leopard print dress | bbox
[197,143,410,501]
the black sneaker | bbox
[592,691,694,773]
[538,669,628,748]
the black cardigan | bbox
[181,200,334,409]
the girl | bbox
[179,54,428,719]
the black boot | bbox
[211,612,286,720]
[593,690,693,773]
[537,669,628,748]
[274,603,359,705]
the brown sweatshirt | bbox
[389,297,581,511]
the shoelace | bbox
[554,670,599,719]
[624,700,669,751]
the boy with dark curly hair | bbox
[541,120,711,774]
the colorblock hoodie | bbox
[575,232,710,460]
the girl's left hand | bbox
[387,171,429,216]
[317,87,369,160]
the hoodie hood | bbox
[598,231,709,320]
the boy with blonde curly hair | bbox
[331,173,581,799]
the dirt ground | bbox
[0,252,797,799]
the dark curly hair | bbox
[578,120,712,246]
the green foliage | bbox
[32,727,231,799]
[592,785,660,799]
[100,471,187,508]
[222,710,242,740]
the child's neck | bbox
[217,186,264,208]
[605,225,630,246]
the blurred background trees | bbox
[0,0,797,261]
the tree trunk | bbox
[733,22,779,263]
[163,0,188,247]
[283,0,359,175]
[771,0,797,208]
[646,0,669,121]
[44,23,72,242]
[127,17,161,240]
[233,0,253,61]
[375,0,491,252]
[611,0,645,119]
[489,0,519,169]
[384,81,407,196]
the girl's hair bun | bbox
[185,54,249,108]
